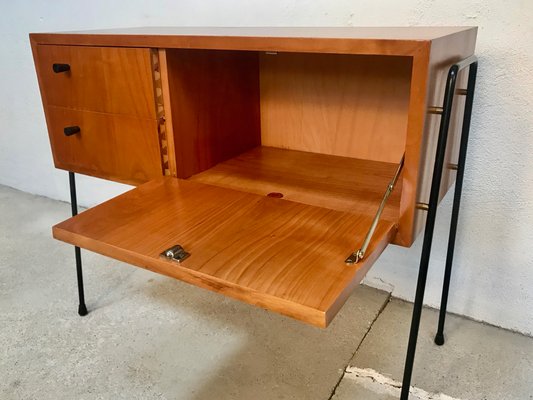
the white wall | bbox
[1,1,532,335]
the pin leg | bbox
[400,59,477,399]
[435,62,477,346]
[69,172,88,316]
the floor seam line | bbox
[327,291,393,400]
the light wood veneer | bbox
[53,177,395,327]
[190,146,401,221]
[165,49,261,178]
[30,27,474,56]
[46,106,162,184]
[260,53,412,163]
[35,45,156,118]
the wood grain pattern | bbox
[53,177,395,327]
[190,146,402,221]
[30,27,474,56]
[166,49,261,178]
[46,106,162,185]
[260,53,412,163]
[35,45,156,118]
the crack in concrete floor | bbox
[343,367,463,400]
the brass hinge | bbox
[345,154,405,265]
[161,244,190,263]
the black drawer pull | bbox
[64,126,80,136]
[52,63,70,73]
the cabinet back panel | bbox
[260,53,412,163]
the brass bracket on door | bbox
[345,154,405,265]
[161,245,190,263]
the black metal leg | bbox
[399,57,477,399]
[435,63,478,346]
[69,172,88,316]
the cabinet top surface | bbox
[30,26,477,55]
[32,26,475,40]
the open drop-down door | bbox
[53,177,397,328]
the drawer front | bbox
[46,106,162,184]
[35,45,156,118]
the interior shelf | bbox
[190,146,402,222]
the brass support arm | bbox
[345,154,405,265]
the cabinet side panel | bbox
[410,29,477,242]
[166,49,261,178]
[260,53,412,163]
[394,46,431,246]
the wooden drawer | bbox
[35,45,156,118]
[46,106,162,184]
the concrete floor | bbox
[1,184,532,400]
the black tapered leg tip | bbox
[434,332,445,346]
[78,304,88,316]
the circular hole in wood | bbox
[267,192,284,198]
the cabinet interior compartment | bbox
[164,49,262,178]
[164,48,412,222]
[258,52,412,164]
